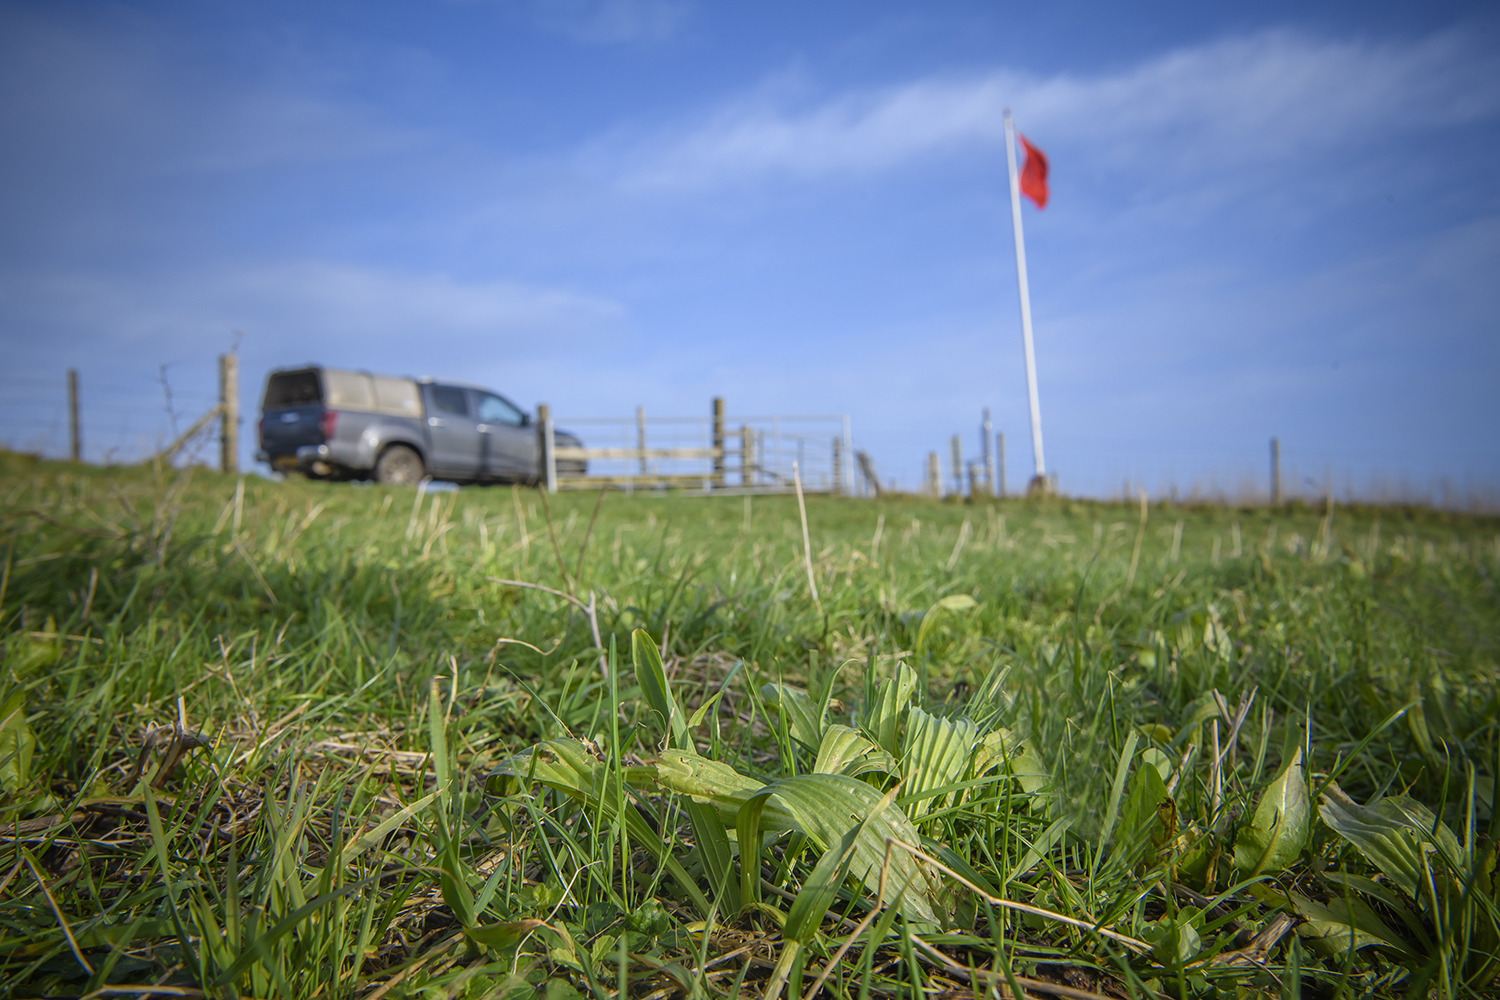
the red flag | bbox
[1018,134,1048,209]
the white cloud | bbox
[604,29,1500,188]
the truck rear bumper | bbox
[295,445,329,475]
[293,441,377,477]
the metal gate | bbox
[538,398,854,495]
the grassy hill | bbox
[2,460,1496,998]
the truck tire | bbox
[375,445,424,485]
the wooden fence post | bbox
[219,353,238,474]
[831,436,842,494]
[1270,437,1282,506]
[856,450,882,498]
[537,403,555,491]
[996,433,1006,498]
[67,369,81,462]
[841,415,853,497]
[636,406,647,476]
[981,408,993,494]
[950,436,963,496]
[712,397,725,488]
[927,452,941,498]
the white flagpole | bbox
[1004,108,1046,485]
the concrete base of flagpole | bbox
[1026,475,1054,499]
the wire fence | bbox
[921,422,1500,513]
[0,369,223,468]
[552,411,854,494]
[3,369,1495,512]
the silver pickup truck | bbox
[255,366,585,485]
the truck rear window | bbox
[264,371,322,408]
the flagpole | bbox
[1004,108,1046,487]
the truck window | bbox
[371,376,421,416]
[477,393,526,427]
[264,370,322,408]
[323,370,374,411]
[430,386,470,416]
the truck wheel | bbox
[375,445,424,485]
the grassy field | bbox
[1,455,1497,999]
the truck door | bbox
[422,384,482,478]
[475,391,538,481]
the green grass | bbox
[1,456,1497,999]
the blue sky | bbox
[2,0,1497,501]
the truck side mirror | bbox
[520,413,531,426]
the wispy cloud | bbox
[0,256,1046,453]
[0,6,422,181]
[0,260,626,460]
[603,29,1500,188]
[494,0,692,45]
[6,261,622,364]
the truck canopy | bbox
[263,367,422,418]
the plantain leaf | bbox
[1006,737,1050,797]
[0,691,35,796]
[915,595,978,660]
[864,662,918,757]
[736,785,772,909]
[633,628,685,749]
[1097,730,1140,853]
[1118,754,1171,870]
[488,739,711,916]
[339,789,441,866]
[900,707,978,821]
[748,772,942,925]
[466,919,547,954]
[1233,746,1310,875]
[654,748,768,824]
[655,748,942,923]
[686,795,740,912]
[782,828,856,944]
[437,838,476,928]
[761,682,825,751]
[1006,816,1070,888]
[428,678,449,799]
[634,635,740,911]
[971,727,1019,777]
[936,593,978,611]
[1144,914,1202,966]
[783,782,903,944]
[686,691,723,729]
[1319,785,1464,901]
[1266,887,1413,959]
[814,724,897,778]
[1406,680,1439,765]
[1140,747,1175,782]
[653,749,775,911]
[1174,689,1225,748]
[487,737,603,798]
[1322,871,1413,917]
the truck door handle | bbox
[477,424,491,433]
[428,417,446,427]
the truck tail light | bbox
[257,416,265,449]
[320,410,338,441]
